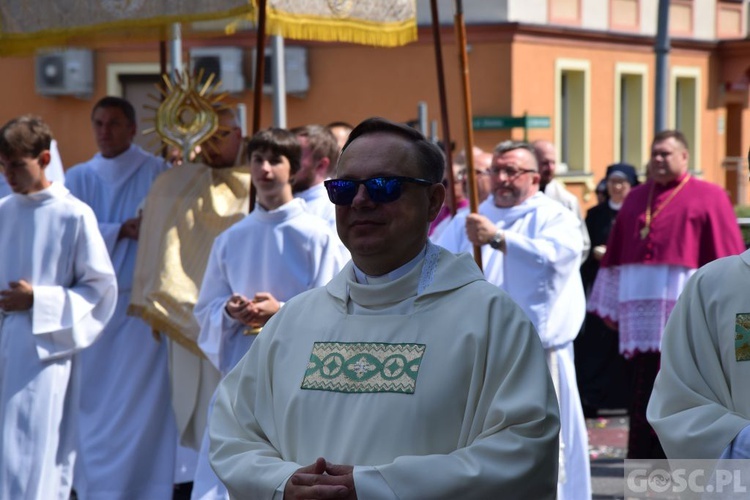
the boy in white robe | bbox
[66,96,176,500]
[438,140,591,500]
[209,118,560,499]
[0,115,117,500]
[192,128,346,499]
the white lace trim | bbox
[587,267,620,322]
[589,264,694,357]
[418,241,440,295]
[618,298,677,356]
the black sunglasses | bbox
[324,176,434,205]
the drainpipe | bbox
[654,0,670,133]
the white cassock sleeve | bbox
[647,268,750,459]
[31,209,117,361]
[503,215,581,276]
[501,213,582,348]
[195,237,240,371]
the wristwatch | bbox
[489,230,504,250]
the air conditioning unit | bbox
[252,46,309,96]
[190,47,245,93]
[35,49,94,97]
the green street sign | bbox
[525,116,551,128]
[472,115,550,130]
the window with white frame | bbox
[555,59,590,173]
[671,67,700,172]
[614,63,648,170]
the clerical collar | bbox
[353,245,427,285]
[656,171,690,191]
[608,200,623,210]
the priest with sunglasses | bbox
[209,117,560,499]
[437,140,590,500]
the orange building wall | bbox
[0,29,512,167]
[0,26,741,213]
[509,36,726,211]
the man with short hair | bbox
[532,140,590,260]
[291,124,340,229]
[589,130,745,459]
[209,117,560,499]
[65,96,177,499]
[438,140,591,500]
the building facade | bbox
[0,0,749,209]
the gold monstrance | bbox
[143,69,232,160]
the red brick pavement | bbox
[588,414,628,460]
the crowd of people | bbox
[0,94,749,500]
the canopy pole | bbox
[654,0,670,133]
[250,0,269,212]
[430,0,456,216]
[271,35,287,128]
[252,0,268,135]
[454,0,482,270]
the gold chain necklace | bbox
[640,174,691,240]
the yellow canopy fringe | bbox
[262,0,417,48]
[266,13,416,48]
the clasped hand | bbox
[284,457,357,500]
[225,292,280,328]
[0,280,33,311]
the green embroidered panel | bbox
[736,314,750,361]
[301,342,426,394]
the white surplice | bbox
[647,250,750,459]
[294,183,350,262]
[209,245,560,499]
[438,192,591,500]
[0,182,117,500]
[195,197,346,374]
[191,198,346,499]
[294,183,335,229]
[66,145,177,499]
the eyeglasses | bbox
[324,176,434,205]
[456,169,491,182]
[490,166,538,179]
